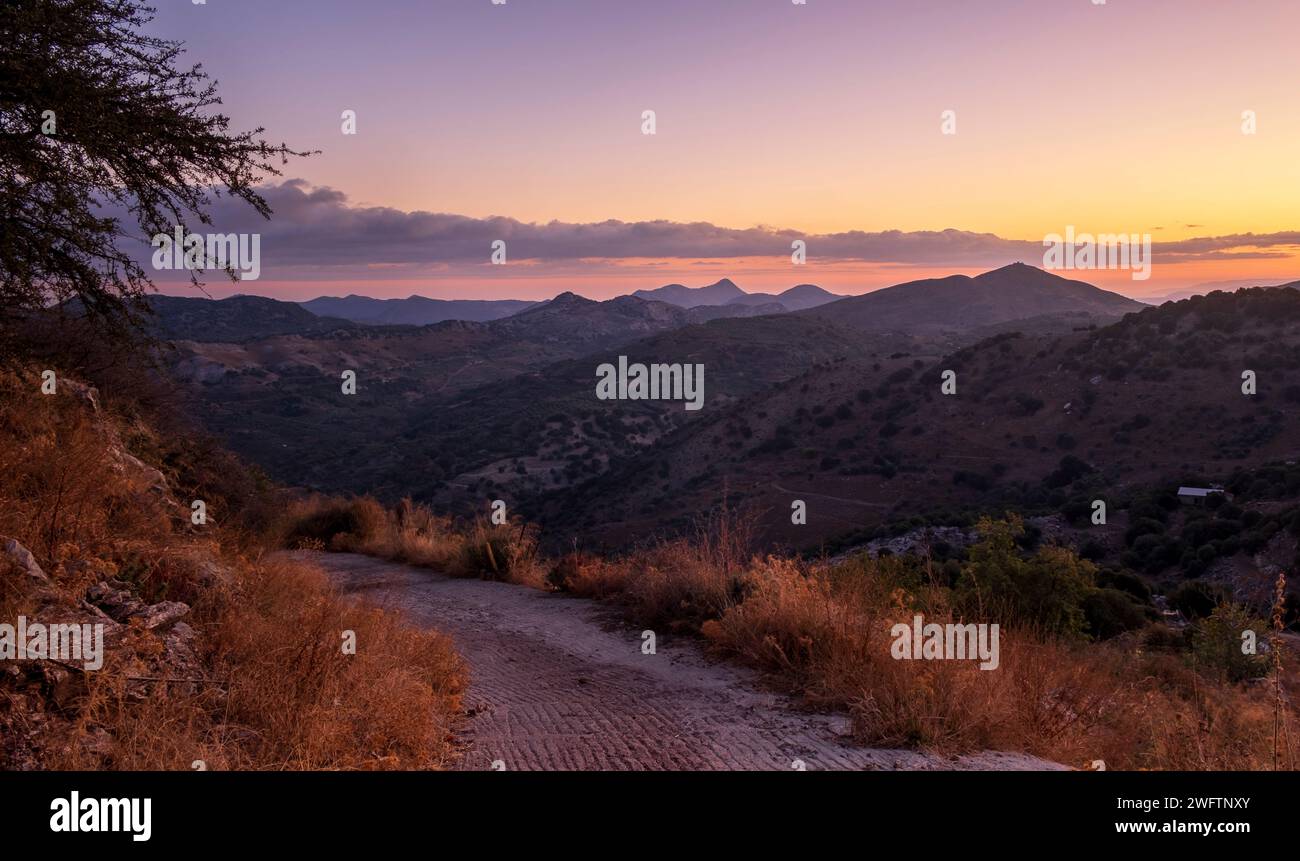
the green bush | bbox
[1082,588,1148,639]
[1189,605,1270,682]
[955,516,1093,637]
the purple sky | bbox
[141,0,1300,300]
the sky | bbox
[142,0,1300,301]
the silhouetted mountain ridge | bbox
[300,294,536,325]
[145,295,356,341]
[801,263,1144,332]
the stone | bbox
[128,601,190,631]
[2,537,51,584]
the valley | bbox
[150,267,1300,612]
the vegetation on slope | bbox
[287,495,1297,770]
[0,365,464,769]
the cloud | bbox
[117,181,1300,278]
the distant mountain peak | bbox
[801,263,1143,333]
[547,291,595,306]
[780,284,835,298]
[977,262,1071,283]
[630,278,843,311]
[631,279,746,308]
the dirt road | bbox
[309,552,1061,771]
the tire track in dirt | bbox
[307,552,1062,772]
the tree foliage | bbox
[0,0,310,336]
[956,514,1095,637]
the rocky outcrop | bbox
[55,379,186,518]
[0,374,224,769]
[1,534,208,768]
[109,448,172,498]
[2,536,51,584]
[85,578,191,632]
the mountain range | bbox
[800,263,1144,333]
[283,279,842,328]
[631,279,843,311]
[165,265,1144,337]
[149,263,1186,543]
[550,285,1300,549]
[300,294,538,325]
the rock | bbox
[160,621,201,678]
[108,447,186,519]
[55,375,179,512]
[43,665,84,710]
[58,378,101,413]
[85,581,187,630]
[175,551,235,590]
[76,601,118,624]
[109,448,171,497]
[129,601,189,631]
[2,537,51,584]
[86,581,146,622]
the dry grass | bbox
[50,556,464,770]
[540,514,1295,770]
[280,449,1298,771]
[0,366,465,770]
[281,494,545,587]
[703,553,1293,769]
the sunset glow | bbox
[144,0,1300,300]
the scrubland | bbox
[287,493,1296,771]
[4,351,1292,771]
[0,366,464,770]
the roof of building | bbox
[1177,486,1224,497]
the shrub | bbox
[450,518,543,586]
[954,517,1093,638]
[1045,455,1094,489]
[0,369,464,770]
[1082,588,1148,639]
[1169,581,1220,619]
[1189,605,1270,682]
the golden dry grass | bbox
[276,443,1298,771]
[0,367,465,770]
[281,494,545,587]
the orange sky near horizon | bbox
[178,254,1300,305]
[148,0,1300,303]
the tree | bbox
[1190,604,1269,682]
[956,515,1094,637]
[0,0,310,338]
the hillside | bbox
[0,364,463,769]
[802,263,1144,333]
[172,313,894,508]
[727,284,844,310]
[301,294,537,325]
[553,288,1300,565]
[633,278,747,307]
[168,292,721,395]
[146,295,357,342]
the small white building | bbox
[1177,485,1227,505]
